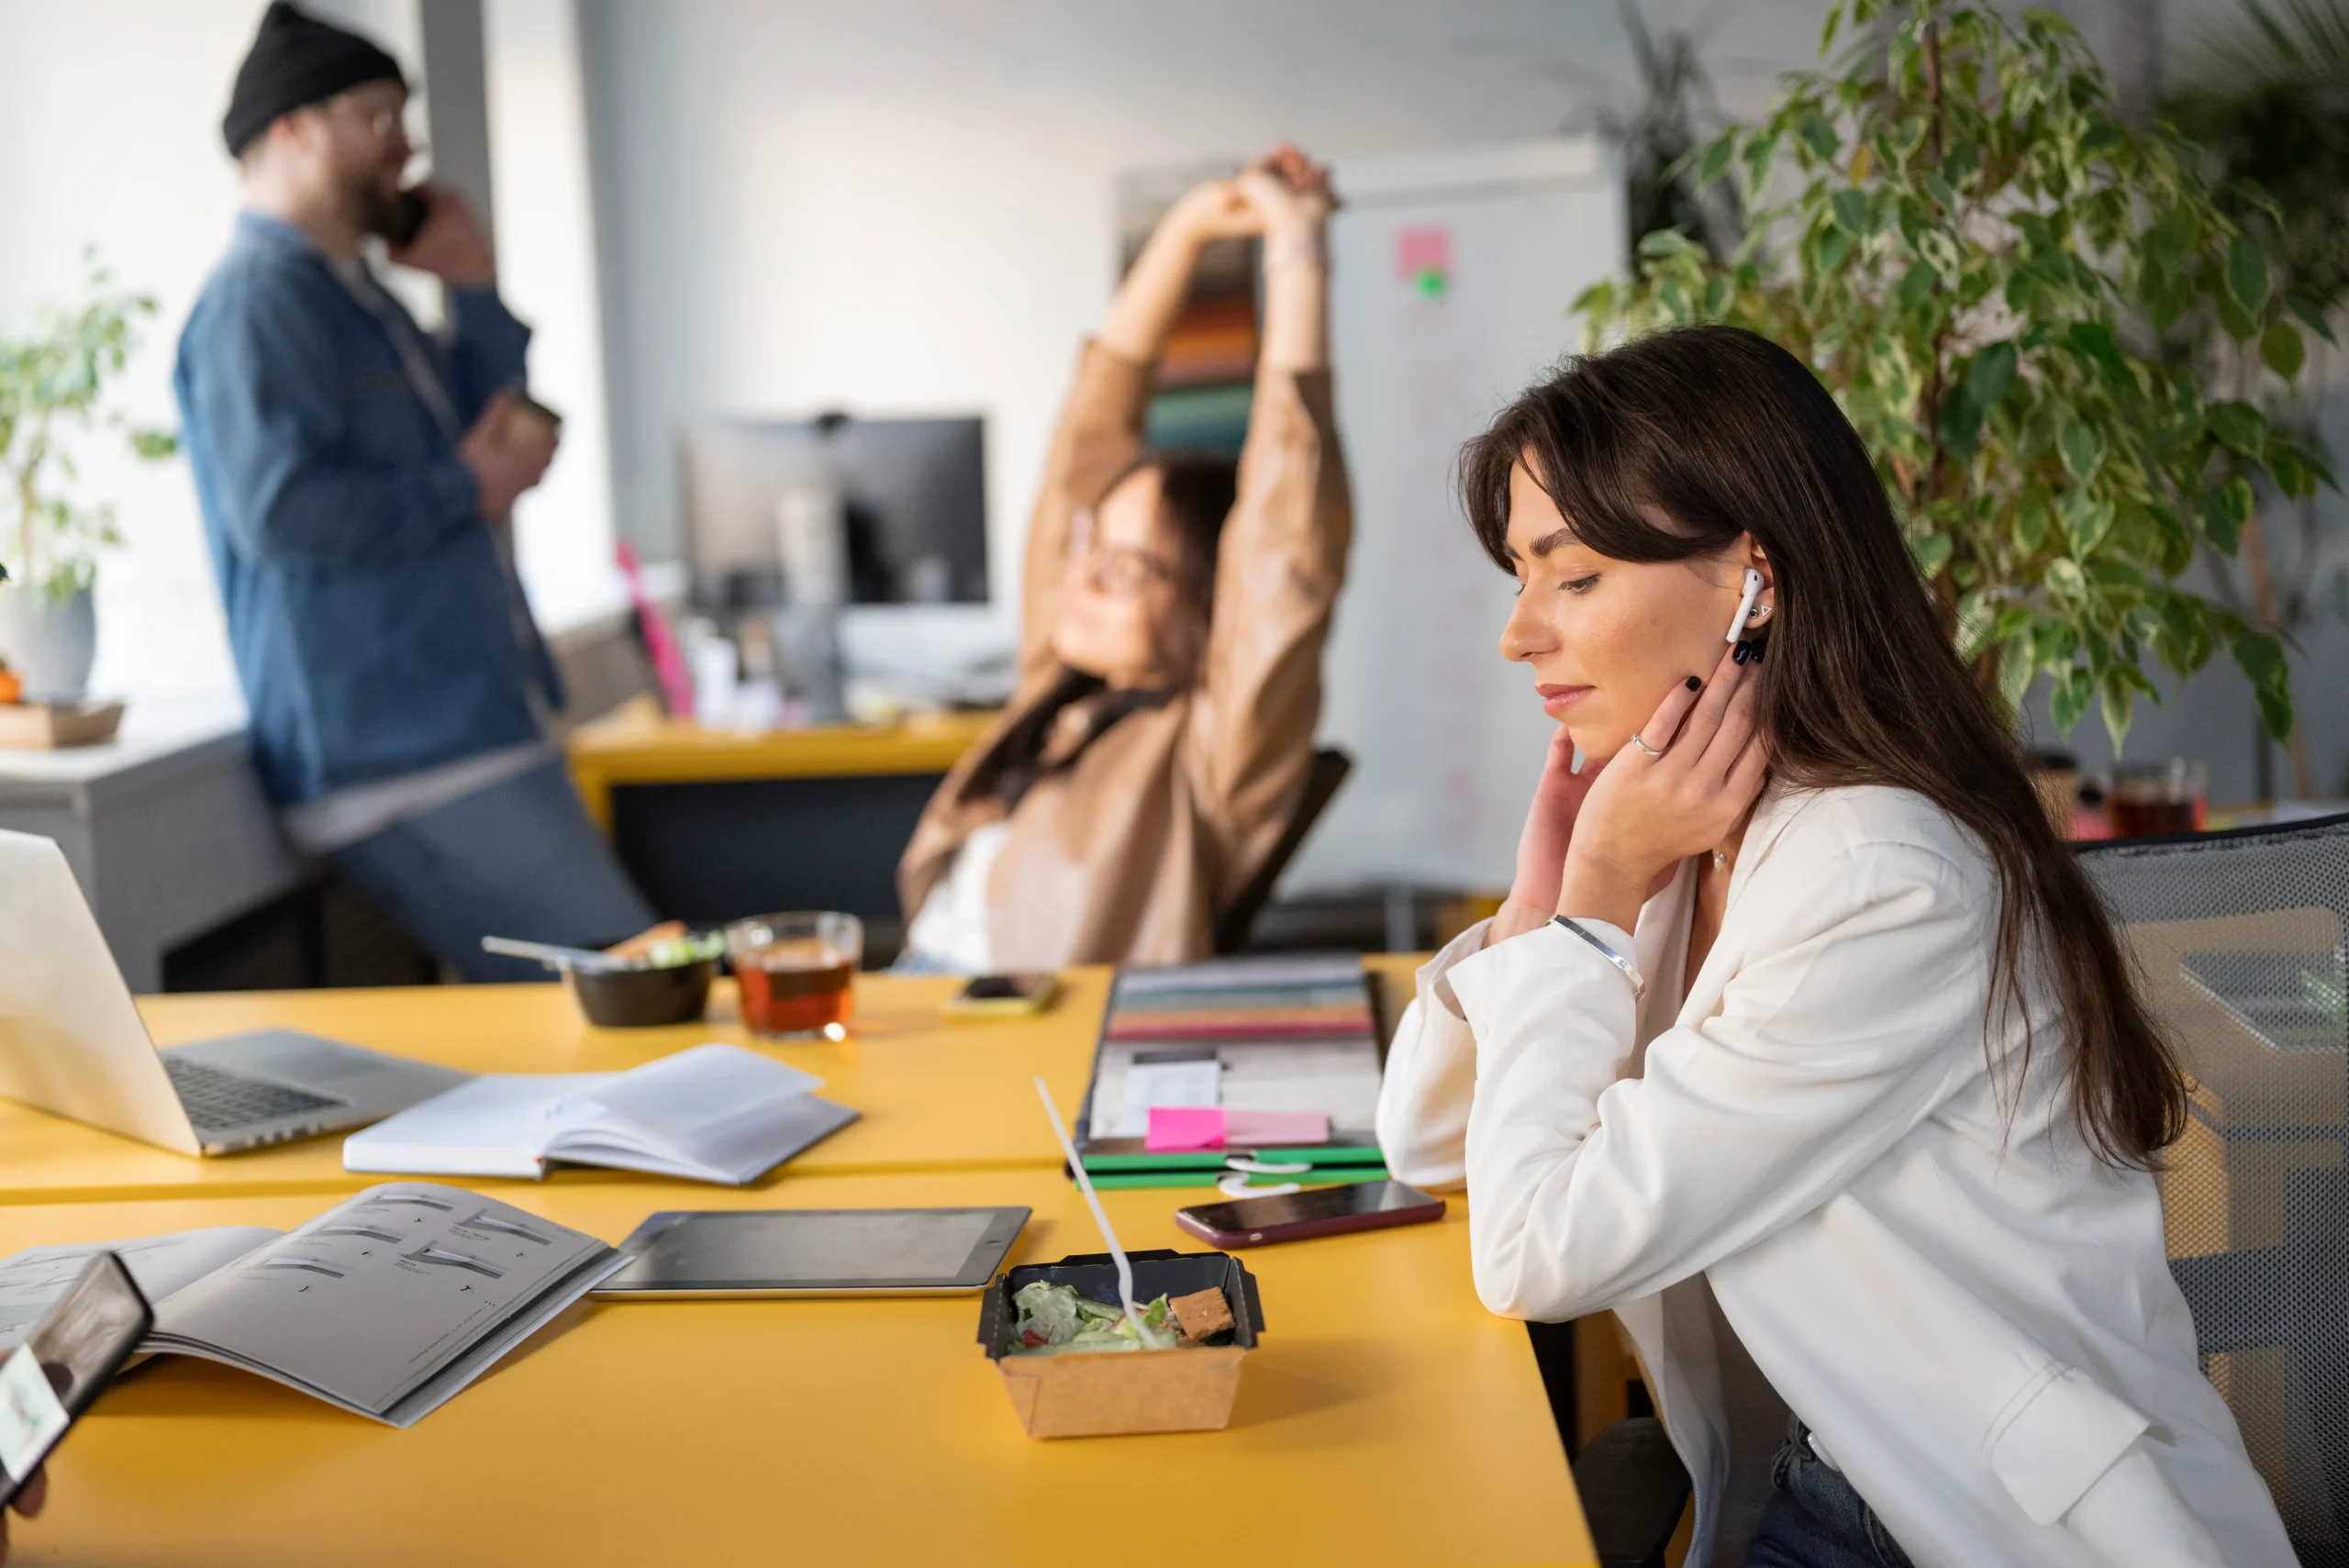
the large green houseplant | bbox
[2164,0,2349,795]
[1574,0,2333,751]
[0,260,176,703]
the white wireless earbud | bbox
[1726,567,1765,644]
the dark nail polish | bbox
[1686,675,1703,690]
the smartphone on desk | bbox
[943,973,1061,1019]
[0,1253,152,1507]
[1175,1180,1445,1249]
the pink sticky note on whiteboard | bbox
[1146,1107,1227,1152]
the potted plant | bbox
[1574,0,2333,759]
[2161,0,2349,798]
[0,258,177,706]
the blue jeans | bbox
[1744,1418,1915,1568]
[328,758,656,984]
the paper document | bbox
[1108,1054,1223,1140]
[345,1045,854,1184]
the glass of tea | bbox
[2105,760,2208,839]
[726,911,862,1039]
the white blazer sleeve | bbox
[1451,840,1987,1322]
[1373,921,1495,1191]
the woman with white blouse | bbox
[1375,325,2289,1568]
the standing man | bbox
[175,2,653,982]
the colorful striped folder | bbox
[1072,952,1390,1189]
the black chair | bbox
[1574,1417,1692,1568]
[2080,812,2349,1567]
[1212,748,1352,954]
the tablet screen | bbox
[598,1207,1029,1295]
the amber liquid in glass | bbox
[2108,797,2203,838]
[739,958,854,1036]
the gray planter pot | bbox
[0,584,97,705]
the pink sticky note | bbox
[1223,1109,1330,1147]
[1147,1106,1227,1152]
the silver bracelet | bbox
[1552,916,1647,1003]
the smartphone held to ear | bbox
[379,186,433,249]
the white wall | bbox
[484,0,622,633]
[575,0,1834,610]
[0,1,266,704]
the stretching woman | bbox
[896,147,1349,972]
[1375,326,2288,1567]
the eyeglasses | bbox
[1068,508,1180,595]
[326,93,411,145]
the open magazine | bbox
[0,1184,624,1428]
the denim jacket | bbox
[174,211,562,807]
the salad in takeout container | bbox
[975,1249,1265,1438]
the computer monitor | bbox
[679,416,987,612]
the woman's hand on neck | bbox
[1553,645,1769,934]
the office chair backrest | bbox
[2079,814,2349,1564]
[1213,748,1352,955]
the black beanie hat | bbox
[221,2,406,157]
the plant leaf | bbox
[2050,666,2094,733]
[2059,417,2105,481]
[1966,339,2018,415]
[2205,400,2266,459]
[2259,320,2305,380]
[2098,669,2135,752]
[2286,293,2338,346]
[2224,231,2270,319]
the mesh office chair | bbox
[2082,814,2349,1567]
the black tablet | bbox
[592,1207,1030,1298]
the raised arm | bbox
[1017,179,1263,679]
[1186,149,1352,897]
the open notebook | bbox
[0,1184,624,1428]
[343,1043,859,1184]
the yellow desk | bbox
[0,1168,1595,1566]
[0,970,1107,1205]
[0,959,1420,1207]
[564,697,997,829]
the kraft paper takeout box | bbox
[976,1249,1265,1439]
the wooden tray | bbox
[0,701,125,750]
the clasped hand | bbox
[1489,643,1768,945]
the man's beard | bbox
[346,165,411,242]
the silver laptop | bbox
[0,830,471,1156]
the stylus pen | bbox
[1032,1077,1164,1346]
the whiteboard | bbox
[1290,138,1627,894]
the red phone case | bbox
[1172,1190,1446,1249]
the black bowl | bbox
[564,960,715,1028]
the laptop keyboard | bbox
[163,1055,346,1134]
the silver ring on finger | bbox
[1629,732,1666,759]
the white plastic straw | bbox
[1032,1076,1165,1346]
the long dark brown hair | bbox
[1461,324,2185,1168]
[1106,450,1239,687]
